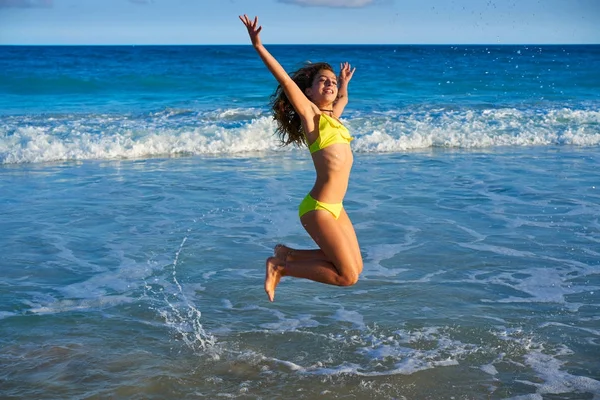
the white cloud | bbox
[0,0,52,7]
[277,0,377,8]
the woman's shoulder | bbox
[300,107,323,143]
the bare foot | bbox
[265,257,283,302]
[273,244,292,262]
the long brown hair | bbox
[270,62,334,147]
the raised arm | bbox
[332,62,356,118]
[239,15,315,119]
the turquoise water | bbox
[1,45,599,399]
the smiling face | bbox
[305,69,338,107]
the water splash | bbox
[146,236,217,356]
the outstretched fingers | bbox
[239,14,263,46]
[239,15,262,34]
[238,14,251,25]
[339,62,356,82]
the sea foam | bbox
[1,107,599,164]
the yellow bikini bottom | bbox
[298,194,343,220]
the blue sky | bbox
[0,0,598,45]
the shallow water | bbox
[2,147,599,399]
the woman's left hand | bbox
[339,62,356,84]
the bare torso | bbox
[309,143,353,203]
[302,112,353,203]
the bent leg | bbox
[286,209,362,286]
[265,209,362,302]
[274,210,361,268]
[264,253,343,302]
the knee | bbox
[338,274,359,287]
[337,268,360,287]
[337,257,363,286]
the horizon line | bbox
[1,43,599,46]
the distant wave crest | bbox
[1,107,599,164]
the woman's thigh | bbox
[337,208,363,272]
[300,210,361,277]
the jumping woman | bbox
[240,15,363,302]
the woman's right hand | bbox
[239,15,262,48]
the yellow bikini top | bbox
[307,113,353,154]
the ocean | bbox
[1,45,599,399]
